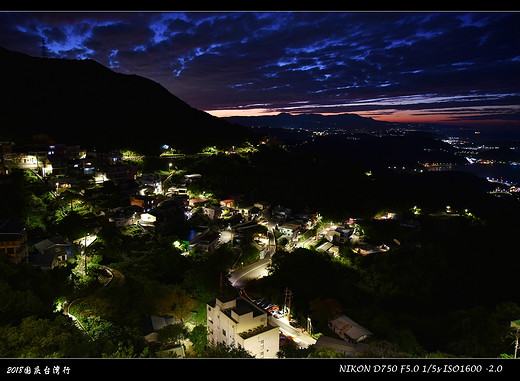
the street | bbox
[271,316,317,348]
[227,223,317,349]
[228,257,270,289]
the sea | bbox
[427,125,520,185]
[433,163,520,185]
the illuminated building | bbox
[0,219,28,264]
[207,295,279,358]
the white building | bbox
[328,315,373,343]
[207,295,279,358]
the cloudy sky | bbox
[1,11,519,128]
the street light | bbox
[83,233,89,274]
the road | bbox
[227,223,276,288]
[271,316,316,348]
[228,257,271,289]
[227,223,317,348]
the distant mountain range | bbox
[224,112,396,132]
[0,47,256,154]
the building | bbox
[143,315,183,344]
[314,335,374,357]
[189,229,220,252]
[328,315,373,343]
[202,206,221,220]
[277,220,302,237]
[31,236,75,270]
[220,199,235,208]
[207,295,279,358]
[130,195,158,212]
[272,205,291,219]
[0,219,28,264]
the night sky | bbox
[1,11,519,129]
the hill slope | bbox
[0,47,255,154]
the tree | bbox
[156,323,189,347]
[277,340,311,358]
[198,342,254,358]
[308,298,343,326]
[188,325,208,354]
[0,315,95,357]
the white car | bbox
[272,310,283,319]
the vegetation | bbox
[0,132,519,359]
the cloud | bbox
[0,11,518,126]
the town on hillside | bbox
[1,132,519,360]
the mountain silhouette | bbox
[0,47,255,154]
[224,112,392,132]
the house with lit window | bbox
[0,219,28,264]
[207,295,279,358]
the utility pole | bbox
[283,287,292,320]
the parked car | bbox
[272,310,283,319]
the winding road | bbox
[227,223,317,348]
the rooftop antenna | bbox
[40,37,48,58]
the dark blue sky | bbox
[1,11,519,128]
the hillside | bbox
[0,47,256,154]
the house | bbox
[31,236,75,270]
[324,224,353,245]
[140,209,162,227]
[220,199,235,208]
[189,229,220,252]
[207,295,279,358]
[184,173,202,182]
[237,205,260,221]
[277,220,302,237]
[143,315,183,344]
[272,205,291,219]
[0,219,28,264]
[314,335,374,357]
[102,163,138,185]
[167,184,188,197]
[202,206,221,220]
[254,201,271,211]
[328,315,373,343]
[157,198,187,215]
[139,198,186,229]
[188,197,209,207]
[39,157,53,177]
[317,241,333,253]
[130,195,158,212]
[108,205,141,227]
[141,313,188,359]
